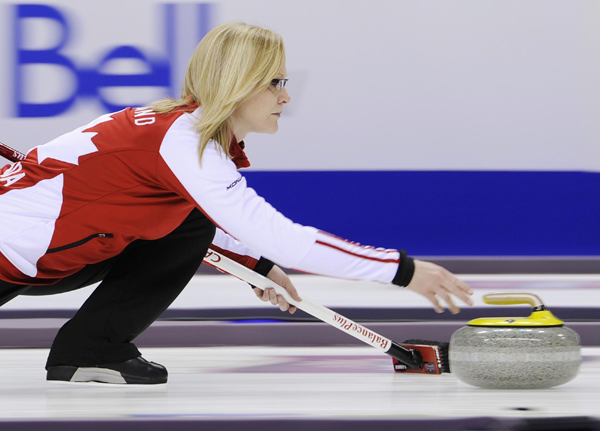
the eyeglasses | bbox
[270,78,288,90]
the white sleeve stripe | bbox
[317,230,399,259]
[315,240,400,264]
[317,230,398,254]
[293,238,399,284]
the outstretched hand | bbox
[252,265,302,314]
[406,260,473,314]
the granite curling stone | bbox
[449,293,581,389]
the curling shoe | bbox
[46,356,168,384]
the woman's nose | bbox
[279,88,291,104]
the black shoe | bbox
[46,357,168,384]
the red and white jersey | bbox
[0,105,402,285]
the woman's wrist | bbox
[253,256,275,276]
[392,249,415,287]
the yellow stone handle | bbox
[483,293,544,308]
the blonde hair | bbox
[151,22,285,161]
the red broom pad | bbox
[393,343,445,374]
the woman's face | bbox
[230,61,290,141]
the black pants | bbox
[0,208,215,369]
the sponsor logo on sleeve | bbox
[226,176,243,190]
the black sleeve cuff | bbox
[391,249,415,287]
[253,257,275,277]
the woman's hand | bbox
[406,260,474,314]
[252,265,302,314]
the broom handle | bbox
[0,141,421,368]
[0,141,26,162]
[203,249,422,368]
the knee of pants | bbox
[149,210,216,270]
[176,209,217,250]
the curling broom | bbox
[0,140,449,374]
[0,141,26,162]
[204,249,449,374]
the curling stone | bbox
[449,293,581,389]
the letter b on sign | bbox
[14,4,77,117]
[13,4,172,117]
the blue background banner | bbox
[245,170,600,256]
